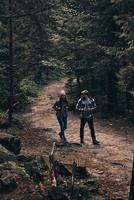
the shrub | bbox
[20,77,38,97]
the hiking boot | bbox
[80,140,84,144]
[59,132,63,139]
[63,135,67,142]
[93,140,100,145]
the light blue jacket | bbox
[76,97,96,118]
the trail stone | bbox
[75,166,90,179]
[0,145,16,163]
[0,118,10,129]
[16,153,33,162]
[54,161,71,177]
[0,132,21,155]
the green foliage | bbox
[0,0,64,111]
[111,0,134,118]
[20,77,38,97]
[0,0,133,120]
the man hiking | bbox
[76,90,100,145]
[53,90,68,142]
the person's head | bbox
[81,90,89,99]
[59,90,66,101]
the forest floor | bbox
[8,78,134,199]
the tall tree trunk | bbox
[107,70,118,112]
[129,156,134,200]
[8,0,14,124]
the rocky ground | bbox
[0,79,134,200]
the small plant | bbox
[20,77,38,97]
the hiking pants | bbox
[57,116,67,137]
[80,116,96,143]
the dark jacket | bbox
[53,100,68,118]
[76,97,96,118]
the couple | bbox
[53,90,100,145]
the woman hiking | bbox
[53,90,69,142]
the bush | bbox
[20,77,39,97]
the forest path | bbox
[23,78,134,200]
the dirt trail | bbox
[23,78,134,200]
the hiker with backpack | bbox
[53,90,68,142]
[76,90,100,145]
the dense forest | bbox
[0,0,134,121]
[0,1,134,200]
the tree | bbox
[0,0,61,121]
[112,0,134,118]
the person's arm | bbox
[90,98,96,111]
[76,99,85,111]
[65,100,69,109]
[52,101,61,111]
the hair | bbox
[81,90,89,95]
[59,95,68,106]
